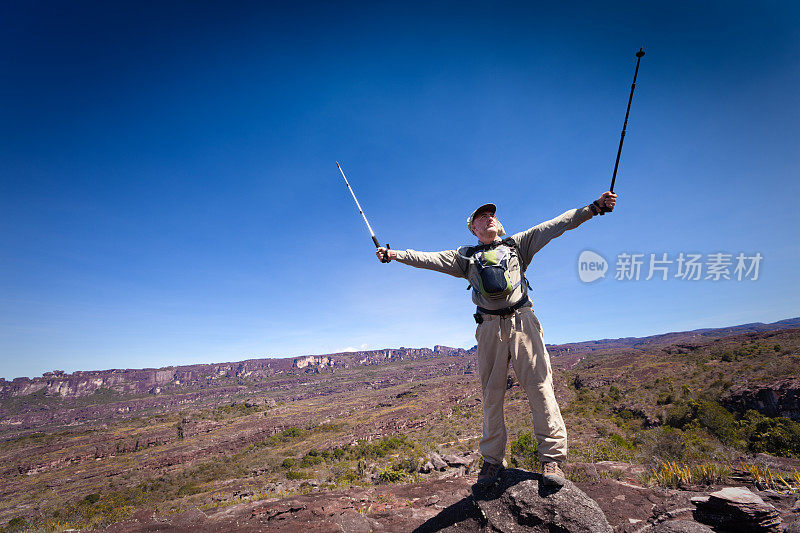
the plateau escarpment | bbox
[1,345,471,401]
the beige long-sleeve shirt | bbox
[394,206,595,311]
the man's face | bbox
[471,210,499,243]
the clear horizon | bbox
[2,1,799,380]
[4,314,797,380]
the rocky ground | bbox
[1,320,799,531]
[95,466,800,532]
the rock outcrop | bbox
[721,378,800,421]
[472,468,613,533]
[691,486,782,532]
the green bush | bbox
[281,427,304,438]
[300,454,323,467]
[665,400,739,445]
[608,433,634,450]
[509,431,540,470]
[642,427,685,462]
[348,435,412,460]
[334,468,360,484]
[743,412,800,457]
[286,470,309,480]
[377,465,410,483]
[694,402,739,445]
[4,517,26,533]
[656,393,674,405]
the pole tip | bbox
[636,47,645,58]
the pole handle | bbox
[373,236,391,263]
[596,199,613,216]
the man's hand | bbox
[376,247,396,262]
[595,191,617,213]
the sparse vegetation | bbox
[648,461,731,488]
[741,462,800,492]
[1,325,799,530]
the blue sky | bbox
[1,1,798,379]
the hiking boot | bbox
[542,462,566,487]
[475,461,504,485]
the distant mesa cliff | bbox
[0,346,472,400]
[2,317,798,402]
[292,356,332,369]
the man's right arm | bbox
[377,247,466,279]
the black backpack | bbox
[460,238,532,297]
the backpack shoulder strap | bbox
[500,237,518,249]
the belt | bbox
[474,295,531,324]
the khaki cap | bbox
[467,203,505,237]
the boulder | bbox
[691,486,782,532]
[429,452,448,471]
[473,468,612,532]
[442,454,472,467]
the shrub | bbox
[642,427,685,462]
[334,468,361,485]
[281,427,304,439]
[744,414,800,457]
[656,393,674,405]
[349,435,412,460]
[83,493,101,504]
[608,433,634,450]
[393,455,422,474]
[4,517,26,533]
[286,470,309,480]
[694,402,739,445]
[665,400,740,445]
[509,431,540,470]
[581,434,635,462]
[608,386,621,401]
[377,465,410,484]
[300,454,323,468]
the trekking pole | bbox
[603,47,645,215]
[336,162,390,262]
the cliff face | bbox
[722,378,800,422]
[0,347,472,400]
[3,317,798,403]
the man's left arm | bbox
[513,192,617,266]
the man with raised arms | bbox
[376,191,617,486]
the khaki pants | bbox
[475,306,567,465]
